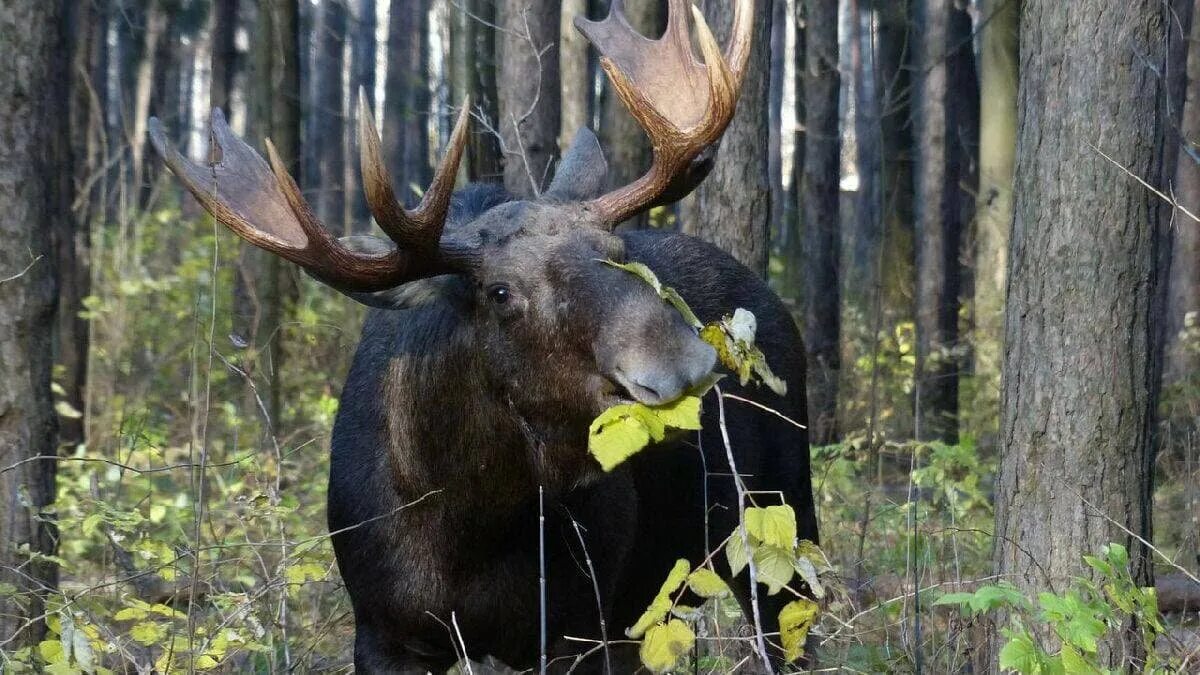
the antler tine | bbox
[358,89,471,251]
[575,0,755,227]
[150,109,460,293]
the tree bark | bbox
[235,0,301,429]
[211,0,240,114]
[467,0,504,181]
[560,0,590,151]
[993,0,1169,664]
[680,0,773,276]
[1166,0,1200,393]
[385,0,431,203]
[129,0,167,203]
[348,0,377,227]
[314,0,347,229]
[876,0,916,371]
[912,0,967,443]
[498,0,562,197]
[802,0,841,444]
[972,0,1018,444]
[0,0,62,647]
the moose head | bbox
[149,0,753,486]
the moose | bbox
[150,0,817,671]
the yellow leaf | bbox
[700,324,738,372]
[745,505,797,551]
[130,621,166,646]
[627,559,691,639]
[38,639,65,664]
[686,568,730,599]
[588,413,652,472]
[651,396,702,431]
[779,598,820,663]
[753,544,795,595]
[640,619,695,674]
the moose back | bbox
[150,0,818,670]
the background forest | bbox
[1,0,1198,672]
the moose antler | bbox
[576,0,753,226]
[148,98,472,293]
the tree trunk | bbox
[767,0,786,245]
[913,0,960,443]
[348,0,377,228]
[783,0,805,301]
[1166,0,1200,393]
[993,0,1168,665]
[59,0,100,451]
[234,0,301,429]
[468,0,504,181]
[129,0,167,204]
[680,0,773,276]
[971,0,1018,445]
[314,0,347,229]
[560,0,590,151]
[385,0,431,203]
[498,0,562,197]
[0,0,62,648]
[211,0,240,114]
[801,0,841,444]
[598,0,660,226]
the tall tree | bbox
[467,0,504,181]
[802,0,841,443]
[993,0,1169,663]
[59,0,103,450]
[681,0,772,275]
[972,0,1018,440]
[0,0,62,647]
[314,0,348,228]
[348,0,377,226]
[211,0,240,114]
[129,0,167,203]
[241,0,301,427]
[384,0,431,203]
[912,0,962,443]
[498,0,562,197]
[1167,0,1200,392]
[875,1,916,414]
[560,0,590,151]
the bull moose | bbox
[149,0,817,671]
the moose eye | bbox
[487,284,511,305]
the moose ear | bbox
[543,128,608,202]
[317,236,469,309]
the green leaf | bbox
[753,544,795,595]
[972,583,1028,614]
[130,621,166,646]
[725,530,750,577]
[745,505,796,550]
[1059,644,1095,675]
[661,287,702,328]
[933,592,977,610]
[639,619,695,674]
[627,559,691,639]
[779,598,820,663]
[284,562,326,586]
[38,639,65,664]
[998,630,1041,673]
[686,568,730,599]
